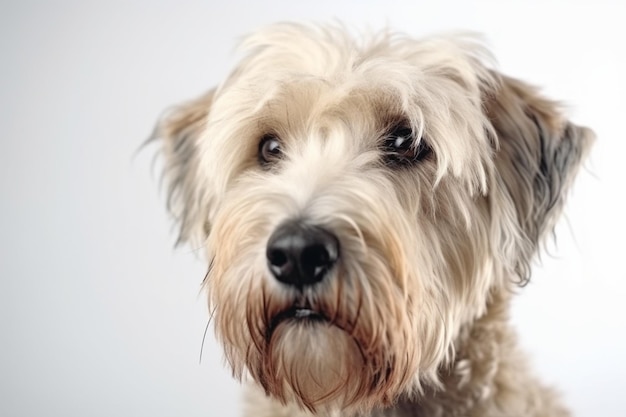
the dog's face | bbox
[154,24,593,414]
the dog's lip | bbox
[290,307,324,319]
[275,305,327,323]
[267,305,328,339]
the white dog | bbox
[153,24,594,417]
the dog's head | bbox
[153,24,593,414]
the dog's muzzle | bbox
[266,220,339,289]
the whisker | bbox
[199,318,211,364]
[201,258,214,287]
[208,304,217,325]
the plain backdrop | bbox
[1,1,625,416]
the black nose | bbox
[266,221,339,288]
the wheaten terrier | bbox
[152,24,594,417]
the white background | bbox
[1,1,624,416]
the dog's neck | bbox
[246,290,568,417]
[370,290,568,417]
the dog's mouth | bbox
[282,306,327,321]
[267,303,329,339]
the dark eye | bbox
[383,124,431,165]
[258,134,282,166]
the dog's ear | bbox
[152,89,215,245]
[485,75,594,280]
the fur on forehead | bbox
[202,24,499,201]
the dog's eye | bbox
[259,134,282,166]
[383,125,431,165]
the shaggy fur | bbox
[152,24,594,417]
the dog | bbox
[152,23,594,417]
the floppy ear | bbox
[151,89,215,245]
[485,75,594,280]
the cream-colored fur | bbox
[152,23,594,417]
